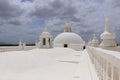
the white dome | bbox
[40,32,51,37]
[40,29,52,38]
[91,39,99,44]
[40,28,52,38]
[54,32,84,44]
[100,31,115,40]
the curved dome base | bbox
[54,44,85,51]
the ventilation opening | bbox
[64,44,68,48]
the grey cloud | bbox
[7,20,22,25]
[112,0,120,8]
[30,7,57,19]
[0,0,24,26]
[85,6,97,13]
[0,0,22,19]
[70,17,81,22]
[50,0,63,9]
[30,0,77,21]
[30,0,97,25]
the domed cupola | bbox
[54,22,85,51]
[39,28,53,48]
[40,28,51,38]
[100,17,116,47]
[91,34,99,47]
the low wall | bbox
[100,47,120,52]
[0,46,37,52]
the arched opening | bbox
[48,38,50,45]
[43,38,46,45]
[64,44,68,48]
[83,46,86,49]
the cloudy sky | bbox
[0,0,120,44]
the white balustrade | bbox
[87,46,120,80]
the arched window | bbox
[83,46,86,49]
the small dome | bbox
[100,31,115,40]
[91,34,99,44]
[91,38,99,44]
[40,32,51,37]
[54,32,84,44]
[40,28,52,38]
[91,39,99,44]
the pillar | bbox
[100,57,102,80]
[103,59,105,80]
[111,65,114,80]
[106,62,108,80]
[118,70,120,80]
[46,38,49,48]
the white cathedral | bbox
[1,17,120,80]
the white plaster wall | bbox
[54,44,84,51]
[54,44,63,47]
[0,46,37,52]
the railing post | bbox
[118,70,120,80]
[106,62,108,80]
[94,54,97,69]
[103,61,105,80]
[99,56,102,80]
[101,59,103,80]
[111,65,114,80]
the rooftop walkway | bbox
[0,47,99,80]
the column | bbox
[94,53,96,68]
[92,53,94,63]
[93,53,96,65]
[46,38,49,48]
[103,60,105,80]
[100,57,103,80]
[106,62,108,80]
[111,65,114,80]
[98,55,101,79]
[118,70,120,80]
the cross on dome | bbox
[43,27,48,32]
[64,21,72,32]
